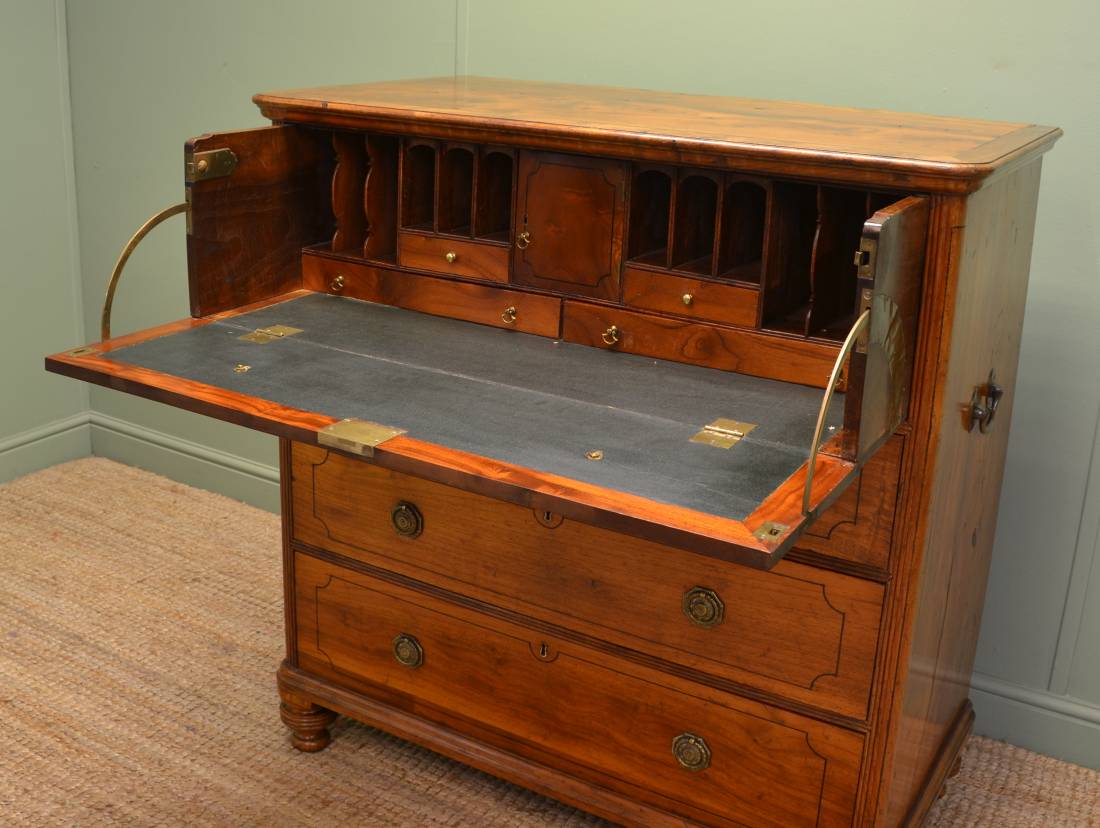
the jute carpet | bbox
[0,458,1097,826]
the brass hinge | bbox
[690,419,757,449]
[238,325,303,344]
[318,419,406,457]
[184,147,238,183]
[853,237,877,278]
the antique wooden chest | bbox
[46,77,1061,826]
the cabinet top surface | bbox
[254,76,1060,188]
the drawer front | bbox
[302,253,561,338]
[291,443,883,720]
[561,300,839,388]
[398,230,510,282]
[622,267,760,328]
[295,552,863,828]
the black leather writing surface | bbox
[104,294,841,521]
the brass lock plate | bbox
[238,324,304,344]
[690,419,756,449]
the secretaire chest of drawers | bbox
[46,76,1060,827]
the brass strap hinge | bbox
[184,147,238,183]
[690,418,757,449]
[318,419,406,457]
[853,236,878,355]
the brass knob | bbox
[501,305,518,324]
[516,230,531,250]
[672,732,711,772]
[601,325,621,346]
[682,587,725,628]
[392,633,423,668]
[682,293,694,306]
[196,158,209,174]
[330,274,345,292]
[391,501,423,538]
[444,251,457,264]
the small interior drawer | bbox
[302,253,560,337]
[294,551,864,828]
[622,267,760,328]
[290,442,883,720]
[398,230,509,282]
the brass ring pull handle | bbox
[391,501,424,538]
[516,230,531,250]
[501,306,518,324]
[445,251,457,264]
[100,202,188,341]
[330,274,345,293]
[392,633,424,668]
[802,308,871,517]
[672,732,711,771]
[601,325,621,346]
[682,587,725,628]
[967,371,1004,433]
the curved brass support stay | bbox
[100,202,188,341]
[802,308,871,517]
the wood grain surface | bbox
[293,551,865,828]
[290,442,882,720]
[254,77,1060,192]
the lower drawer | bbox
[294,552,863,828]
[290,442,883,720]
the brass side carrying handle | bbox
[968,371,1004,433]
[802,308,871,517]
[100,202,188,341]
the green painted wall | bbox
[0,0,89,482]
[4,0,1098,769]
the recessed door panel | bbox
[512,151,626,300]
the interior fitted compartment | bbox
[400,141,436,230]
[69,120,929,570]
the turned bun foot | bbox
[280,698,337,752]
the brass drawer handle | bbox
[392,633,424,668]
[501,305,518,324]
[391,501,423,538]
[445,251,457,264]
[516,230,531,250]
[330,274,345,292]
[672,732,711,771]
[601,325,621,346]
[682,587,725,628]
[682,293,694,306]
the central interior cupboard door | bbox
[511,151,626,300]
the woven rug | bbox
[0,457,1097,826]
